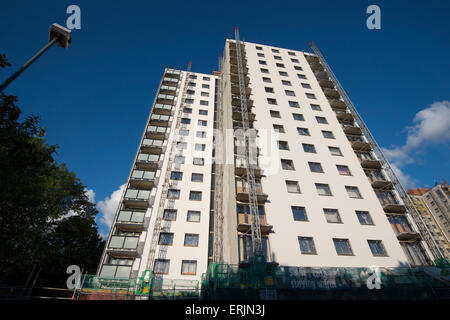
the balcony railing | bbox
[235,182,268,203]
[365,170,393,189]
[156,94,175,105]
[335,110,354,121]
[235,157,263,178]
[146,125,167,140]
[231,95,253,108]
[159,85,177,95]
[341,123,362,135]
[115,210,146,231]
[161,77,179,87]
[387,215,420,241]
[328,99,346,110]
[153,103,173,116]
[309,61,324,72]
[356,152,382,169]
[107,235,140,258]
[149,114,170,127]
[141,138,164,154]
[318,79,334,89]
[136,153,159,171]
[347,135,371,151]
[164,69,182,79]
[123,189,151,209]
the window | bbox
[163,209,177,221]
[267,98,277,104]
[324,208,342,223]
[297,74,307,79]
[191,173,204,182]
[322,130,335,139]
[311,104,322,111]
[265,87,275,93]
[159,232,174,245]
[316,183,332,196]
[196,131,206,138]
[186,90,195,95]
[286,180,301,193]
[316,116,328,124]
[202,76,210,81]
[306,93,316,99]
[333,239,353,256]
[181,118,191,124]
[293,113,304,121]
[257,53,265,57]
[274,55,282,60]
[288,51,296,56]
[276,63,285,68]
[262,77,271,83]
[188,81,196,87]
[285,90,296,97]
[302,143,316,153]
[256,46,263,50]
[185,99,194,105]
[170,171,183,180]
[200,100,208,106]
[356,211,374,225]
[181,260,197,275]
[368,240,388,257]
[154,259,170,274]
[282,80,292,86]
[291,58,299,63]
[301,83,312,89]
[184,234,199,247]
[292,206,307,221]
[179,129,189,136]
[272,48,280,53]
[308,162,324,173]
[281,159,295,170]
[201,91,209,97]
[297,127,310,135]
[202,84,210,89]
[168,189,180,199]
[278,140,290,150]
[198,120,207,126]
[298,237,317,255]
[259,60,267,65]
[337,165,351,176]
[261,68,269,74]
[294,66,303,71]
[199,109,208,115]
[288,101,299,108]
[189,191,202,201]
[270,110,281,118]
[174,155,185,164]
[346,186,362,199]
[187,210,201,222]
[273,124,285,133]
[189,75,197,79]
[279,71,288,76]
[329,146,343,156]
[193,157,204,165]
[195,143,206,151]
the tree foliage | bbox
[0,54,105,288]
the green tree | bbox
[0,54,105,288]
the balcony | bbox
[376,192,407,213]
[309,61,324,72]
[314,71,329,81]
[146,125,167,140]
[365,170,393,189]
[387,215,420,241]
[161,77,179,87]
[232,110,256,122]
[235,184,268,204]
[230,63,249,75]
[347,135,371,151]
[228,42,246,55]
[305,55,320,64]
[156,94,175,105]
[234,141,259,157]
[136,153,159,171]
[164,69,182,79]
[231,84,251,96]
[235,157,263,178]
[335,111,354,121]
[141,138,164,154]
[123,189,151,209]
[237,213,273,234]
[356,153,383,169]
[231,95,254,108]
[230,54,247,66]
[318,79,334,89]
[149,114,170,127]
[341,123,362,135]
[159,85,177,95]
[107,235,139,258]
[230,73,250,86]
[152,103,173,116]
[328,99,347,110]
[115,210,146,232]
[129,169,156,189]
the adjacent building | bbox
[97,35,441,288]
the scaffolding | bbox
[309,42,445,262]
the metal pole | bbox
[0,38,58,92]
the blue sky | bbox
[1,0,449,237]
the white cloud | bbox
[389,163,415,189]
[97,184,126,231]
[383,101,450,166]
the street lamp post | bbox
[0,23,72,93]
